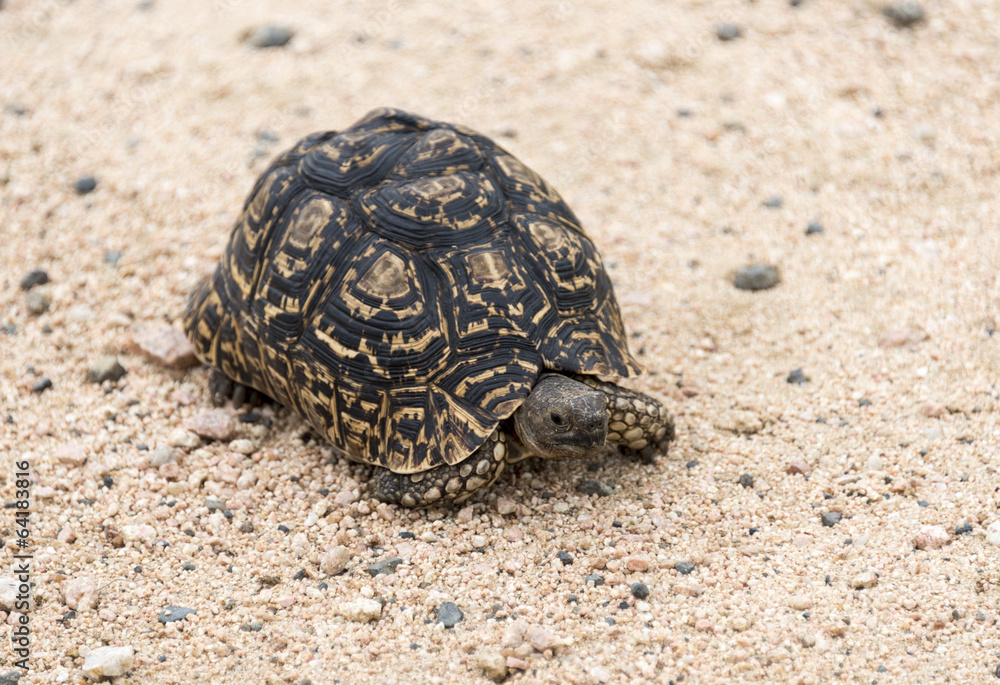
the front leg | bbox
[374,430,510,508]
[572,375,674,461]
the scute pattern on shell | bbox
[184,107,639,473]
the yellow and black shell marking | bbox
[184,108,640,474]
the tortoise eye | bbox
[549,411,564,426]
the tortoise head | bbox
[513,374,608,460]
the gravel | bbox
[19,269,48,290]
[25,290,49,315]
[883,1,925,27]
[733,264,781,291]
[577,479,613,496]
[73,175,97,194]
[715,23,742,41]
[787,367,810,384]
[821,512,843,527]
[156,606,196,624]
[437,601,463,628]
[367,556,403,577]
[630,582,649,599]
[88,355,127,383]
[244,24,294,48]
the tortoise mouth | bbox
[513,375,608,460]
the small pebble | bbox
[321,546,351,575]
[630,582,649,599]
[437,601,463,628]
[32,377,53,393]
[88,355,127,383]
[585,573,605,587]
[821,512,843,527]
[19,269,48,290]
[625,556,650,572]
[245,24,294,48]
[476,649,508,682]
[229,439,255,455]
[336,598,382,622]
[182,562,196,571]
[852,571,878,589]
[104,250,123,266]
[788,460,811,475]
[74,175,97,194]
[954,522,973,536]
[762,195,783,208]
[882,1,925,27]
[168,428,201,449]
[577,480,613,497]
[674,561,696,575]
[157,606,195,624]
[734,264,780,291]
[496,496,517,515]
[806,221,824,235]
[133,324,198,369]
[62,575,98,610]
[367,557,403,577]
[557,551,573,566]
[715,23,742,41]
[25,290,49,316]
[81,646,134,679]
[787,368,810,385]
[914,525,949,550]
[738,474,754,489]
[183,409,235,441]
[149,446,181,467]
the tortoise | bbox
[183,107,673,507]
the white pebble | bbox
[82,646,134,679]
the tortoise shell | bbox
[184,107,640,473]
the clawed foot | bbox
[208,369,272,408]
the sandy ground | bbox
[3,0,1000,683]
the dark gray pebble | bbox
[25,290,49,316]
[763,196,783,208]
[605,617,616,626]
[104,250,123,266]
[954,522,973,535]
[733,264,780,291]
[674,562,696,575]
[557,551,573,566]
[715,23,742,41]
[19,269,48,290]
[182,562,196,571]
[367,556,403,577]
[566,594,578,603]
[585,573,605,587]
[577,479,613,497]
[859,398,872,407]
[821,512,843,527]
[74,175,97,194]
[0,670,22,685]
[738,474,754,489]
[882,1,925,27]
[157,606,196,624]
[245,25,294,48]
[32,377,52,394]
[787,368,810,385]
[88,355,127,383]
[630,582,649,600]
[686,460,699,469]
[806,221,824,235]
[437,601,463,628]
